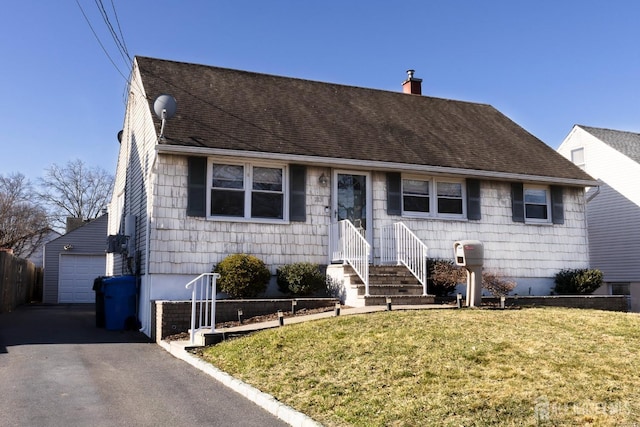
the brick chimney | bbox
[402,69,422,95]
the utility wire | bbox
[95,0,131,66]
[109,0,130,60]
[75,0,129,83]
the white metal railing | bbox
[380,224,397,265]
[394,222,429,295]
[337,220,371,296]
[185,272,220,345]
[380,222,429,295]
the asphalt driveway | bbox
[0,304,289,427]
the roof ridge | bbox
[578,124,640,137]
[134,55,493,108]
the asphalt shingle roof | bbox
[135,56,593,184]
[579,125,640,164]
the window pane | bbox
[437,182,462,197]
[403,195,429,212]
[524,189,547,204]
[253,167,282,191]
[525,204,548,219]
[212,164,243,189]
[611,283,630,295]
[438,198,463,214]
[571,148,585,165]
[403,179,429,195]
[251,193,284,219]
[211,190,244,216]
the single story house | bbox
[108,56,596,337]
[43,214,108,303]
[558,125,640,311]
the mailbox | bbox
[454,240,484,267]
[453,240,484,307]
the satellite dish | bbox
[117,130,123,143]
[153,94,177,139]
[153,94,177,119]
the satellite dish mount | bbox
[153,94,177,139]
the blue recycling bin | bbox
[102,275,137,331]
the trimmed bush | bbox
[277,262,326,295]
[554,268,602,295]
[428,259,465,297]
[214,254,271,298]
[554,268,603,295]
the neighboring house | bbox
[558,125,640,310]
[43,214,108,303]
[24,229,61,268]
[109,56,596,337]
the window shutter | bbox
[466,179,481,220]
[387,172,401,215]
[550,186,564,225]
[289,165,306,222]
[187,157,207,217]
[511,182,524,223]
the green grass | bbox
[198,308,640,426]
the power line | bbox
[94,0,131,65]
[109,0,130,60]
[74,0,129,83]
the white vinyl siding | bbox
[558,126,640,282]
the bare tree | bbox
[37,159,114,230]
[0,173,50,257]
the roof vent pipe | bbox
[402,69,422,95]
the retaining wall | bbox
[153,298,338,342]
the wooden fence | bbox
[0,251,42,313]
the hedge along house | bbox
[109,56,596,337]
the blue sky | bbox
[2,1,639,181]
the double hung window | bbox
[401,177,464,217]
[210,163,285,220]
[524,186,551,223]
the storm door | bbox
[330,171,372,262]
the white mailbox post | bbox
[453,240,484,307]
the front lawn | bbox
[199,308,640,426]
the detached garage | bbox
[43,215,108,304]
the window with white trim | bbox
[571,148,585,170]
[524,185,551,222]
[402,177,465,217]
[437,181,463,215]
[210,162,285,220]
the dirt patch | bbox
[164,306,337,341]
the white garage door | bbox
[58,254,106,303]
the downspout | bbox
[586,185,600,203]
[139,146,158,335]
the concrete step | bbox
[363,294,435,306]
[356,284,425,296]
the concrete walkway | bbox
[159,303,455,426]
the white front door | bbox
[330,171,373,261]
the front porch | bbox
[327,220,435,308]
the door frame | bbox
[331,170,373,251]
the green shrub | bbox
[428,259,465,297]
[276,262,326,295]
[482,271,517,297]
[214,254,271,298]
[554,268,603,294]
